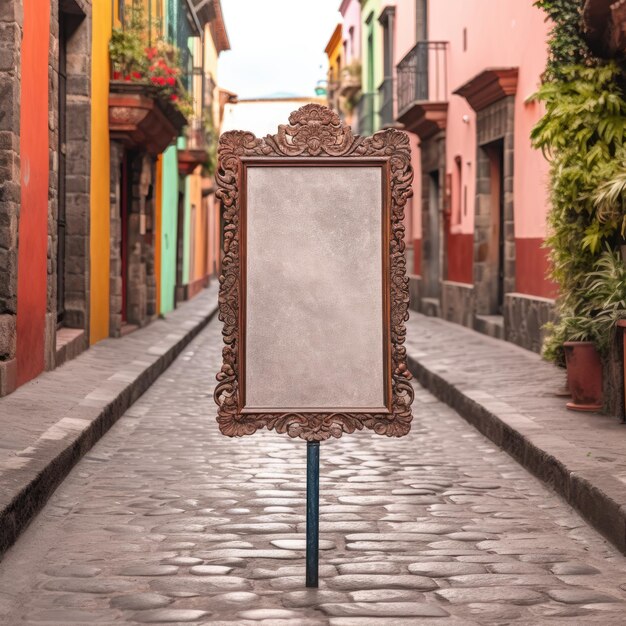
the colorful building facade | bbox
[326,0,556,354]
[358,0,383,134]
[0,0,94,396]
[0,0,229,397]
[325,24,343,113]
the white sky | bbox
[218,0,341,99]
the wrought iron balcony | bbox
[395,41,448,139]
[356,92,378,136]
[396,41,448,116]
[378,76,394,127]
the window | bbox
[349,26,354,61]
[453,155,462,225]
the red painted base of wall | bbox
[413,234,557,299]
[516,238,557,299]
[447,232,474,284]
[15,0,50,386]
[413,239,421,275]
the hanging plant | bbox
[108,4,191,119]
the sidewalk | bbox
[0,284,218,557]
[405,311,626,554]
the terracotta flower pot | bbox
[563,341,603,412]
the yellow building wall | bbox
[190,169,204,282]
[89,0,112,344]
[329,46,342,83]
[326,25,343,84]
[204,27,220,126]
[204,25,221,280]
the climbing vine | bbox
[533,0,626,363]
[534,0,592,80]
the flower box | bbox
[177,148,209,176]
[108,81,188,155]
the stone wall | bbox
[109,143,123,337]
[419,130,446,303]
[0,0,22,395]
[604,331,624,418]
[45,0,59,370]
[504,292,556,354]
[126,153,157,327]
[442,281,475,329]
[62,0,92,336]
[474,96,516,316]
[46,0,91,369]
[110,148,158,334]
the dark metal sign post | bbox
[306,442,320,587]
[214,105,415,589]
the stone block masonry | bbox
[0,0,22,396]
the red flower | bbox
[166,76,175,86]
[112,70,121,80]
[150,76,159,84]
[124,75,131,81]
[146,47,157,60]
[132,71,142,80]
[157,76,166,86]
[170,94,178,102]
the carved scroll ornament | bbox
[214,104,414,441]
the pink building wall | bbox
[430,0,550,241]
[339,0,361,63]
[393,0,553,294]
[391,1,421,268]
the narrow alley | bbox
[1,319,625,625]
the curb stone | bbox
[0,288,219,557]
[406,351,626,555]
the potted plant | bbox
[544,248,626,411]
[547,316,603,411]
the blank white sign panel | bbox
[244,166,385,411]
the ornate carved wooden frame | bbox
[214,104,414,441]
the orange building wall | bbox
[15,0,50,385]
[190,169,205,286]
[89,0,112,343]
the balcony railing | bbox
[186,117,205,149]
[339,64,361,98]
[378,76,394,127]
[357,92,378,136]
[396,41,448,115]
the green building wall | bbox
[361,0,383,132]
[160,145,178,314]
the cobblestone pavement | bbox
[1,320,626,625]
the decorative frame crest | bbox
[214,104,414,441]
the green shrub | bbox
[532,1,626,364]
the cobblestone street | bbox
[1,319,626,625]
